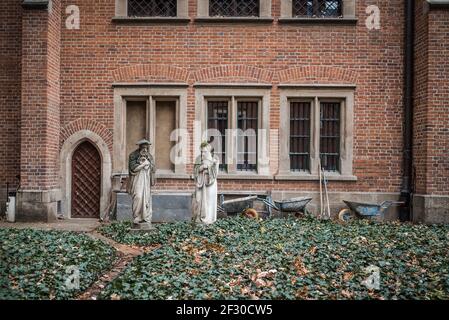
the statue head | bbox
[136,139,152,153]
[200,142,213,161]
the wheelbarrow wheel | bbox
[243,208,259,219]
[338,208,356,223]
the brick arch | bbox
[193,65,274,83]
[112,64,189,83]
[278,66,358,84]
[60,119,113,152]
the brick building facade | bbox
[0,0,447,223]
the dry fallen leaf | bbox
[110,293,121,300]
[294,257,309,276]
[343,272,354,282]
[341,290,353,299]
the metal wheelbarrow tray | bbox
[260,196,313,215]
[218,195,258,215]
[339,200,404,222]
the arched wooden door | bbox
[71,141,101,218]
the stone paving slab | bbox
[0,218,101,232]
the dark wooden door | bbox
[71,141,101,218]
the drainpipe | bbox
[400,0,415,222]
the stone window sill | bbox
[427,0,449,9]
[275,174,357,181]
[22,0,49,9]
[218,173,273,180]
[194,17,274,23]
[278,17,358,25]
[112,17,191,23]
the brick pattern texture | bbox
[59,0,405,194]
[0,0,447,202]
[414,1,449,196]
[20,0,61,191]
[0,0,22,194]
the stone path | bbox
[78,231,161,300]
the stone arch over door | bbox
[60,130,112,219]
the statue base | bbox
[130,222,156,233]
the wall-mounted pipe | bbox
[400,0,415,222]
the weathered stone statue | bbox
[193,142,219,225]
[127,139,156,230]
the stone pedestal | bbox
[115,191,133,221]
[130,222,156,233]
[115,192,192,223]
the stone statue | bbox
[127,139,156,230]
[193,142,219,225]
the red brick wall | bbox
[20,0,61,191]
[426,7,449,195]
[414,2,449,196]
[0,0,22,193]
[58,0,406,194]
[413,0,429,195]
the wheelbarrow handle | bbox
[380,201,405,208]
[257,196,280,211]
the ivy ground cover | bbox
[99,217,449,300]
[0,228,116,300]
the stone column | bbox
[16,0,61,222]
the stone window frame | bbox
[114,0,189,22]
[113,84,189,179]
[280,0,357,23]
[194,85,272,179]
[277,85,356,181]
[196,0,273,22]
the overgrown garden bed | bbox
[99,217,449,300]
[0,229,116,300]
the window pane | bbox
[209,0,260,17]
[155,101,176,172]
[126,101,146,158]
[128,0,177,17]
[293,0,342,18]
[320,102,340,172]
[207,101,228,171]
[290,102,311,172]
[237,101,258,172]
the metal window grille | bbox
[320,102,341,172]
[127,0,177,17]
[290,101,311,172]
[293,0,342,18]
[209,0,260,17]
[237,101,258,172]
[207,101,228,171]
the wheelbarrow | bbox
[218,195,259,216]
[338,200,404,222]
[258,196,313,217]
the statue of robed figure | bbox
[127,139,156,228]
[193,142,219,225]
